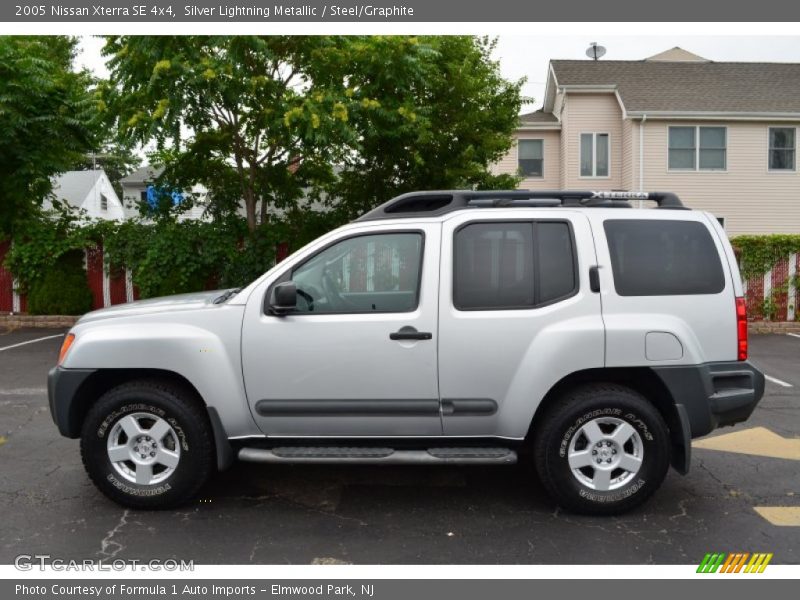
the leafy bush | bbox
[27,250,93,315]
[731,235,800,280]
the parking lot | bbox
[1,327,798,565]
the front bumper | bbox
[47,366,96,438]
[653,360,766,439]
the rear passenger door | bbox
[437,211,605,439]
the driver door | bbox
[241,223,442,437]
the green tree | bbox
[330,36,526,220]
[102,35,358,233]
[102,36,526,237]
[0,36,100,236]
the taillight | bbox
[735,297,748,361]
[58,333,75,366]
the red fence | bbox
[0,241,137,314]
[744,254,800,321]
[0,240,13,313]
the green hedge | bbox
[731,234,800,280]
[27,250,93,315]
[6,207,341,303]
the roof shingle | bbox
[550,59,800,114]
[519,109,559,124]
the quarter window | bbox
[669,126,726,171]
[518,139,544,177]
[769,127,796,171]
[604,220,725,296]
[453,221,576,310]
[289,233,423,314]
[580,133,609,177]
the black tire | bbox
[80,380,215,509]
[533,383,670,515]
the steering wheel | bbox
[321,268,345,310]
[296,288,315,312]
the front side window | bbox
[580,133,609,177]
[769,127,796,171]
[289,232,423,314]
[669,126,726,170]
[518,139,544,177]
[453,221,576,310]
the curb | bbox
[748,321,800,335]
[0,315,79,329]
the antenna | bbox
[586,42,606,61]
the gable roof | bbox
[518,109,561,128]
[51,170,104,208]
[547,58,800,116]
[645,47,710,62]
[119,165,163,185]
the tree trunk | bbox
[244,189,257,233]
[259,194,268,226]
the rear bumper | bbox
[47,366,96,438]
[653,361,766,439]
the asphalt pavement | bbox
[1,328,798,565]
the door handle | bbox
[589,266,600,293]
[390,326,432,341]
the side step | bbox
[238,446,517,465]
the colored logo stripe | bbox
[697,553,773,573]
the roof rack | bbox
[356,190,686,221]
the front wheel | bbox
[533,384,670,515]
[80,380,215,509]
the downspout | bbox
[638,114,647,207]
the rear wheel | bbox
[533,383,670,515]
[80,380,214,509]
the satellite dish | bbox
[586,42,606,61]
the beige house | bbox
[493,48,800,235]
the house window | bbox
[580,133,609,177]
[140,190,148,204]
[518,139,544,177]
[100,194,108,211]
[669,126,726,171]
[769,127,796,171]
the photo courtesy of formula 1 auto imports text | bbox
[0,0,798,598]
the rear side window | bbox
[604,219,725,296]
[453,221,577,310]
[538,222,576,303]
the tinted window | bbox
[604,220,725,296]
[454,223,534,310]
[538,222,576,303]
[453,221,577,310]
[290,232,423,314]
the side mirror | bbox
[267,281,297,316]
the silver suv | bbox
[48,190,765,514]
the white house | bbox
[47,170,125,221]
[119,165,211,221]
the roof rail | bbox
[356,190,686,221]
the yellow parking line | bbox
[693,427,800,461]
[754,507,800,526]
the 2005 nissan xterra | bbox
[48,190,765,514]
